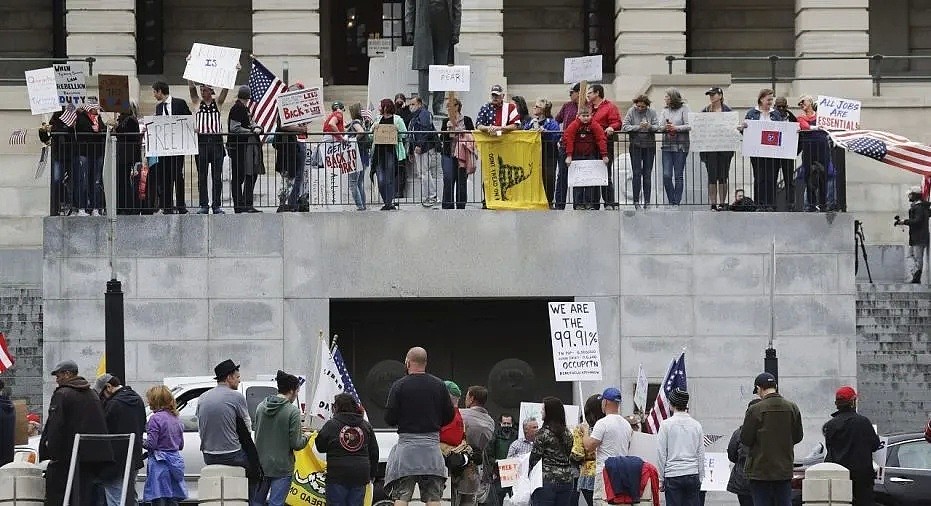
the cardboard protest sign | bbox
[563,55,603,84]
[143,115,199,157]
[25,67,60,115]
[276,86,324,127]
[14,400,28,444]
[183,43,242,90]
[689,111,741,152]
[817,95,861,130]
[741,120,799,160]
[98,74,131,113]
[322,140,363,175]
[700,452,731,492]
[568,160,608,188]
[54,63,86,106]
[429,65,470,92]
[548,301,602,381]
[374,124,398,145]
[518,402,581,440]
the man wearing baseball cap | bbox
[583,387,633,505]
[476,85,520,134]
[740,373,803,506]
[822,386,881,506]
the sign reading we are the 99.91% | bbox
[548,302,602,382]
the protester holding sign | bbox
[621,95,661,210]
[370,98,408,211]
[152,81,193,214]
[739,88,786,211]
[227,85,266,213]
[797,96,836,211]
[699,88,736,211]
[75,99,108,216]
[563,106,609,210]
[587,85,622,209]
[38,106,78,215]
[347,103,372,211]
[188,76,231,215]
[659,88,691,207]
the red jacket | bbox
[604,461,660,506]
[798,112,817,130]
[563,118,608,158]
[591,99,622,131]
[440,408,465,446]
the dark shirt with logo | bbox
[315,411,379,486]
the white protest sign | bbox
[568,160,608,187]
[741,120,799,160]
[307,143,345,208]
[689,111,741,152]
[517,402,580,440]
[548,301,602,382]
[183,43,242,90]
[497,458,521,488]
[322,140,363,175]
[629,432,658,468]
[25,68,60,115]
[816,95,862,130]
[277,86,325,127]
[143,115,199,156]
[367,38,392,58]
[429,65,470,92]
[563,55,603,84]
[54,64,86,106]
[700,452,731,492]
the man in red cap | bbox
[822,386,881,506]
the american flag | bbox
[9,129,27,145]
[248,58,288,137]
[703,434,725,447]
[830,129,931,199]
[645,352,687,434]
[0,332,14,373]
[332,345,362,408]
[60,105,78,128]
[361,103,376,125]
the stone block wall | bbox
[0,286,44,412]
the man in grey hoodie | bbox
[254,370,310,506]
[455,386,495,506]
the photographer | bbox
[894,186,931,283]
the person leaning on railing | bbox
[75,99,108,216]
[738,88,785,211]
[659,88,691,207]
[347,102,371,211]
[699,87,735,211]
[440,95,475,210]
[39,105,77,215]
[796,95,836,211]
[370,98,408,211]
[111,101,143,214]
[227,85,266,213]
[524,98,561,207]
[586,84,622,209]
[621,94,660,210]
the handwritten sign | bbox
[322,140,363,175]
[563,55,603,84]
[518,402,580,440]
[367,38,392,58]
[54,64,86,106]
[548,301,602,382]
[98,74,130,113]
[817,95,861,130]
[741,120,799,160]
[568,160,608,187]
[25,67,60,115]
[183,43,242,90]
[429,65,470,92]
[689,111,740,152]
[143,115,199,157]
[306,144,343,208]
[700,452,731,492]
[276,86,324,127]
[374,124,398,145]
[498,458,521,488]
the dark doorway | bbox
[330,298,573,428]
[329,0,406,85]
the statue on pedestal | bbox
[405,0,462,116]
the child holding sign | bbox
[563,106,609,210]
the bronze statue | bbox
[405,0,462,116]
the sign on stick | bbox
[429,65,470,92]
[563,55,603,84]
[276,86,324,127]
[548,301,602,382]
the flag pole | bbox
[765,237,779,381]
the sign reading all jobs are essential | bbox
[816,95,862,130]
[548,301,602,381]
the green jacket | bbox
[740,392,803,481]
[254,396,309,478]
[368,114,408,161]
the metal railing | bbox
[665,54,931,96]
[0,56,97,84]
[47,130,846,215]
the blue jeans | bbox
[348,159,366,210]
[375,149,398,206]
[442,154,468,209]
[326,482,366,506]
[101,470,139,506]
[257,475,292,506]
[532,481,574,506]
[664,474,701,506]
[629,146,655,205]
[749,479,792,506]
[662,150,688,205]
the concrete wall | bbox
[44,211,856,452]
[0,247,44,413]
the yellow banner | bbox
[287,432,374,506]
[475,130,548,210]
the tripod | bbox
[855,220,873,283]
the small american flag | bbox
[248,58,288,136]
[703,434,725,447]
[60,105,78,128]
[646,352,687,434]
[0,332,14,373]
[9,129,27,145]
[332,345,362,408]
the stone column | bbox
[794,0,870,96]
[614,0,686,99]
[65,0,137,96]
[252,0,322,88]
[459,0,505,87]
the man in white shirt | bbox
[657,388,704,506]
[583,387,633,505]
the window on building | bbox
[0,0,61,85]
[584,0,615,75]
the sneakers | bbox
[197,207,210,214]
[421,197,437,208]
[76,210,89,217]
[90,210,100,217]
[213,208,225,215]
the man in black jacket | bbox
[152,81,193,214]
[95,373,147,506]
[823,386,881,506]
[41,360,113,506]
[316,393,379,506]
[896,186,931,283]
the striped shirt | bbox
[196,100,223,135]
[507,437,534,458]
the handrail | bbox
[664,54,931,96]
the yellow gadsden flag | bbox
[475,130,548,210]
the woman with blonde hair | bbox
[143,385,187,505]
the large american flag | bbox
[645,352,687,434]
[248,58,287,136]
[830,129,931,198]
[331,345,361,407]
[0,332,14,373]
